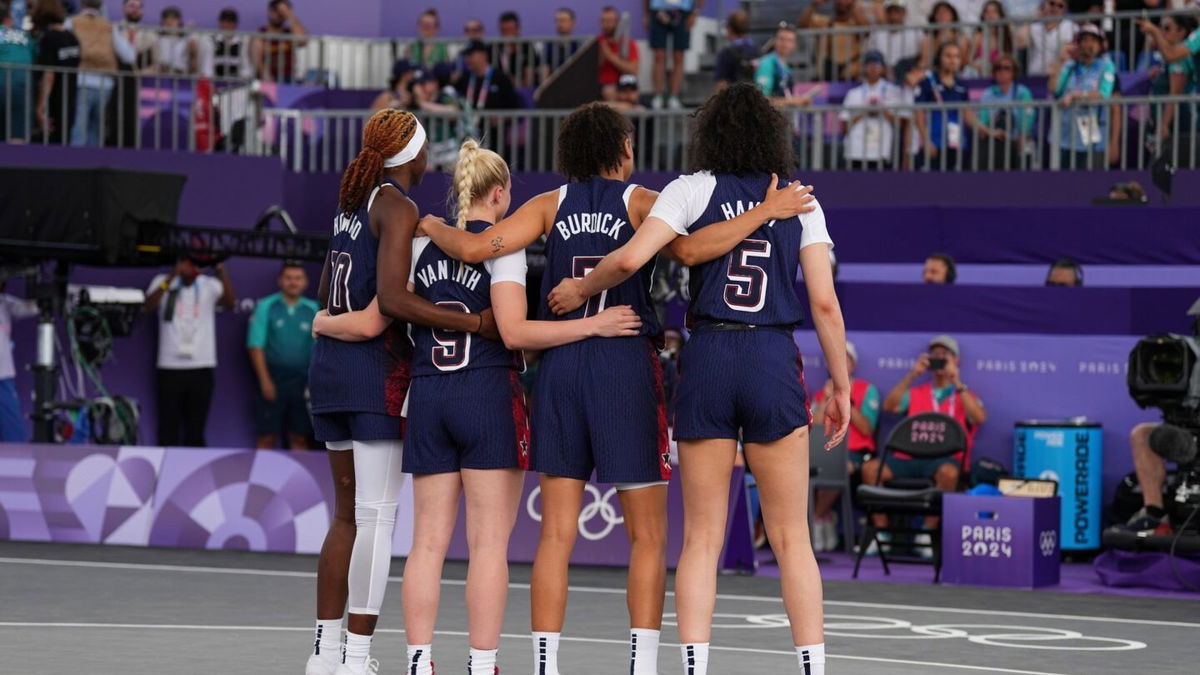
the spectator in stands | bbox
[542,7,580,77]
[841,49,906,169]
[68,0,133,147]
[608,73,646,111]
[32,0,78,145]
[1022,0,1077,76]
[866,334,985,535]
[1050,24,1115,170]
[247,262,318,450]
[1111,422,1175,535]
[975,53,1035,169]
[969,0,1013,75]
[801,0,870,81]
[756,24,818,107]
[118,0,154,69]
[598,5,639,102]
[153,6,196,75]
[407,68,457,115]
[208,8,252,79]
[811,341,880,552]
[646,0,701,109]
[371,58,413,111]
[1045,257,1083,286]
[1143,14,1198,156]
[0,1,35,143]
[922,252,957,283]
[463,17,485,40]
[914,41,974,169]
[868,0,923,82]
[496,11,538,88]
[0,281,37,441]
[407,8,448,70]
[920,2,972,77]
[714,10,758,92]
[255,0,307,83]
[455,39,520,110]
[144,257,237,447]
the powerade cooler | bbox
[1012,420,1102,551]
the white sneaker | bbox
[334,657,380,675]
[668,95,683,110]
[306,651,340,675]
[651,94,665,110]
[812,515,832,552]
[913,533,934,560]
[822,511,840,552]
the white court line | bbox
[0,622,1068,675]
[2,556,1197,630]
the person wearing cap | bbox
[867,0,922,80]
[871,335,986,502]
[408,68,458,116]
[206,8,252,79]
[811,341,880,552]
[372,59,416,112]
[598,5,639,102]
[1049,23,1116,170]
[454,39,520,111]
[608,73,646,111]
[841,49,906,169]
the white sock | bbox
[630,628,660,674]
[343,631,372,667]
[313,619,342,658]
[680,643,709,675]
[796,643,826,675]
[406,644,433,675]
[532,632,560,675]
[469,647,497,674]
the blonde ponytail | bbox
[449,139,511,230]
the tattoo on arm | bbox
[490,236,504,254]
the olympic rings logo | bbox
[659,614,1146,651]
[1039,529,1058,557]
[525,484,625,542]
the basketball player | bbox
[419,102,816,675]
[306,109,499,675]
[546,84,851,675]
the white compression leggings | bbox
[346,439,407,616]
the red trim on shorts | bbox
[795,342,811,425]
[646,339,672,481]
[384,327,413,417]
[508,368,532,470]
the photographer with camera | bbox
[864,335,986,539]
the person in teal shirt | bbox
[976,54,1035,169]
[1145,14,1198,156]
[0,2,35,141]
[247,262,320,450]
[754,23,817,108]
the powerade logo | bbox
[1073,432,1090,545]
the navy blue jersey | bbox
[309,180,412,416]
[537,177,660,337]
[409,220,523,376]
[685,174,811,327]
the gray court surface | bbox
[0,541,1195,675]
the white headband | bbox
[382,120,427,168]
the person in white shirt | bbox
[841,49,907,168]
[0,285,37,441]
[1023,0,1077,75]
[868,0,923,79]
[154,5,198,75]
[143,257,236,446]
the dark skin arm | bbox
[214,263,236,310]
[373,187,499,339]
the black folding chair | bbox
[852,412,968,583]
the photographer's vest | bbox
[814,379,876,454]
[902,382,975,464]
[73,13,117,74]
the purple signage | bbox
[942,493,1061,588]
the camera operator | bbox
[864,335,986,537]
[143,257,236,447]
[1112,422,1177,536]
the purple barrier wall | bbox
[792,331,1159,510]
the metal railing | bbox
[120,24,588,89]
[257,95,1200,174]
[787,8,1196,83]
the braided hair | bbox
[338,108,420,214]
[449,139,510,229]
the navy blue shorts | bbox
[254,375,312,437]
[531,337,670,484]
[312,410,403,444]
[673,327,811,444]
[404,367,530,475]
[649,10,693,51]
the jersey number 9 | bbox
[432,301,471,371]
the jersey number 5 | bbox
[329,251,353,314]
[572,256,609,318]
[724,239,771,313]
[432,301,472,371]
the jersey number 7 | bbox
[572,256,609,318]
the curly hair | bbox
[338,109,419,214]
[688,83,793,177]
[556,102,634,182]
[449,139,510,229]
